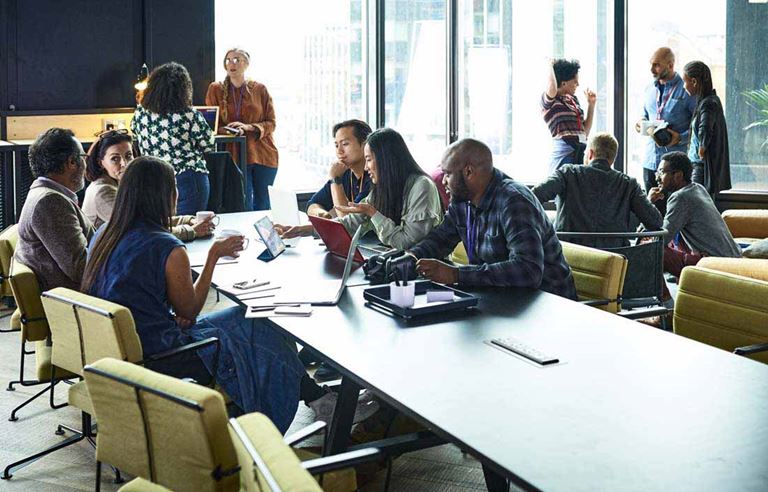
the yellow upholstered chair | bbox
[721,209,768,244]
[0,224,21,330]
[84,358,369,492]
[2,287,218,482]
[561,241,628,314]
[5,259,71,422]
[674,264,768,364]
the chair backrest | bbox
[84,358,240,491]
[205,152,246,213]
[561,241,628,313]
[721,209,768,240]
[41,288,143,376]
[8,258,50,342]
[558,230,666,305]
[229,414,321,492]
[696,257,768,282]
[0,225,19,298]
[675,266,768,364]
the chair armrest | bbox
[734,342,768,356]
[581,298,614,308]
[302,448,383,475]
[284,421,326,447]
[618,306,670,320]
[139,337,220,388]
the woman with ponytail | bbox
[205,48,279,210]
[682,61,730,196]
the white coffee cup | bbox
[217,229,249,260]
[390,281,415,308]
[196,211,220,226]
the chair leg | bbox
[95,461,102,492]
[8,380,59,421]
[1,429,85,479]
[7,341,37,391]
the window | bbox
[383,0,447,171]
[215,0,366,191]
[458,0,613,184]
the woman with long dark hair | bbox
[205,48,279,211]
[276,128,442,249]
[131,62,214,215]
[682,60,730,195]
[82,130,215,239]
[82,156,303,432]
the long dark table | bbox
[194,212,768,491]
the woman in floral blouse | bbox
[132,62,214,215]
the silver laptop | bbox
[268,186,300,247]
[273,225,363,306]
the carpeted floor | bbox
[0,290,488,491]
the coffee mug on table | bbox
[196,211,220,226]
[217,229,249,260]
[389,281,415,308]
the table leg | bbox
[238,137,248,210]
[323,375,360,455]
[482,463,510,492]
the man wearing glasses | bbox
[647,151,740,279]
[15,128,94,291]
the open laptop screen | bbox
[194,106,220,133]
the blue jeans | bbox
[176,170,210,216]
[191,306,303,433]
[246,164,278,211]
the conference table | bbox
[190,212,768,492]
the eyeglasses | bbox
[225,57,246,65]
[95,128,130,139]
[655,168,677,179]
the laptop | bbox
[268,186,300,247]
[309,215,394,262]
[273,225,364,306]
[194,106,220,133]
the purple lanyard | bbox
[231,84,245,121]
[465,202,477,263]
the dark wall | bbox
[0,0,214,112]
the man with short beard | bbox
[405,139,577,300]
[15,128,94,291]
[636,47,696,193]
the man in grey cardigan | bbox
[15,128,94,291]
[648,151,740,278]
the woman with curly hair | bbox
[206,48,279,211]
[131,62,214,215]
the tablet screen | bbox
[253,216,286,258]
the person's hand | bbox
[208,234,245,260]
[175,315,195,329]
[191,216,216,237]
[227,121,247,136]
[648,186,665,203]
[274,223,313,239]
[584,88,597,106]
[329,160,347,179]
[667,128,681,147]
[415,259,459,285]
[635,120,644,133]
[335,202,376,217]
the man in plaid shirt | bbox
[409,139,577,300]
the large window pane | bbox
[216,0,365,191]
[384,0,447,170]
[626,1,725,189]
[458,0,613,184]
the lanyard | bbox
[656,82,678,120]
[350,170,365,199]
[231,84,245,121]
[563,96,582,131]
[465,202,478,264]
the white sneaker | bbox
[308,391,380,425]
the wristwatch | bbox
[332,176,344,185]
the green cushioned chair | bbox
[5,259,72,422]
[0,225,20,330]
[84,358,375,492]
[561,241,628,314]
[674,266,768,364]
[2,287,219,482]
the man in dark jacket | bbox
[533,132,663,248]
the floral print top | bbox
[131,105,214,174]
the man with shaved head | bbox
[406,138,577,300]
[636,47,696,193]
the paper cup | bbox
[390,282,415,308]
